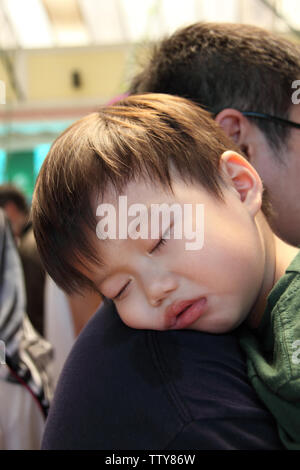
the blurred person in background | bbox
[130,22,300,247]
[0,183,100,386]
[44,275,100,388]
[0,184,29,239]
[0,209,52,449]
[0,184,45,336]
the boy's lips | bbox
[165,297,207,329]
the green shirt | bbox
[239,250,300,450]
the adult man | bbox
[41,23,292,450]
[131,22,300,247]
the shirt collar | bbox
[285,249,300,274]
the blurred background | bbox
[0,0,300,200]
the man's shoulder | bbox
[42,301,282,449]
[67,300,246,408]
[43,302,191,449]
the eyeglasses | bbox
[211,109,300,129]
[241,111,300,130]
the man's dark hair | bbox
[0,184,28,214]
[130,22,300,155]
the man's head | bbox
[32,93,269,333]
[0,184,29,237]
[130,22,300,245]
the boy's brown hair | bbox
[32,93,268,296]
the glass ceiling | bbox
[0,0,299,50]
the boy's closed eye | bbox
[112,236,168,301]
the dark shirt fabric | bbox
[42,300,283,450]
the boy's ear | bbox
[220,150,263,217]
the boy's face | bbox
[89,170,265,333]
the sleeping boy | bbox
[32,93,300,449]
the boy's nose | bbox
[147,276,178,307]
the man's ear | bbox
[220,150,263,217]
[215,109,251,158]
